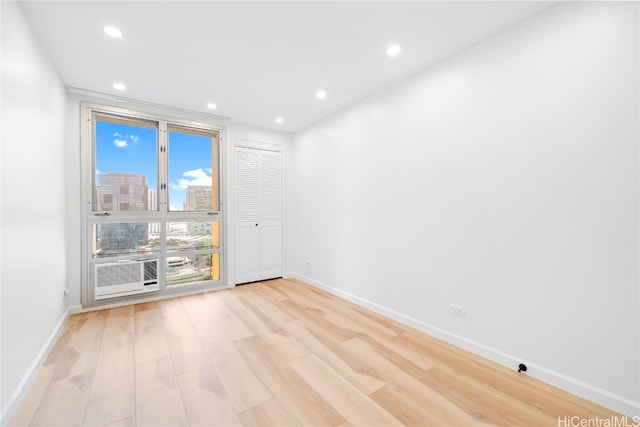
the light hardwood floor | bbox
[10,278,627,426]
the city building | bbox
[184,185,213,235]
[96,172,149,255]
[183,185,212,211]
[97,172,148,212]
[147,189,160,234]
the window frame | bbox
[166,123,221,213]
[80,102,226,307]
[91,112,159,215]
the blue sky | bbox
[95,120,213,210]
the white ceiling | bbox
[19,1,558,132]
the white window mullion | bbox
[158,121,169,214]
[158,122,169,291]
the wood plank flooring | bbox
[9,278,628,426]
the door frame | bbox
[231,138,285,286]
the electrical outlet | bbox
[450,304,465,317]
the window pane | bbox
[166,221,220,251]
[92,223,160,258]
[168,127,219,211]
[94,115,158,212]
[166,254,217,286]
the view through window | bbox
[85,108,223,304]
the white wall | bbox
[0,2,69,422]
[288,1,639,416]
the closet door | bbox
[235,146,282,284]
[259,150,282,279]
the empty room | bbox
[1,1,639,426]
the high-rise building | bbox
[96,173,149,255]
[184,185,213,235]
[98,172,148,212]
[96,223,149,256]
[183,185,212,211]
[147,188,158,211]
[147,189,160,234]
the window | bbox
[167,125,219,212]
[93,114,157,212]
[82,105,224,306]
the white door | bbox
[235,147,282,284]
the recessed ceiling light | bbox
[387,44,402,56]
[113,82,126,91]
[275,117,284,124]
[104,26,123,38]
[207,102,217,110]
[316,90,327,99]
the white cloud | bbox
[96,169,101,175]
[171,178,190,190]
[113,132,138,143]
[170,168,212,190]
[205,168,213,174]
[113,139,128,148]
[183,168,208,178]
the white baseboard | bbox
[68,304,83,315]
[1,309,70,426]
[70,284,236,314]
[286,272,640,417]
